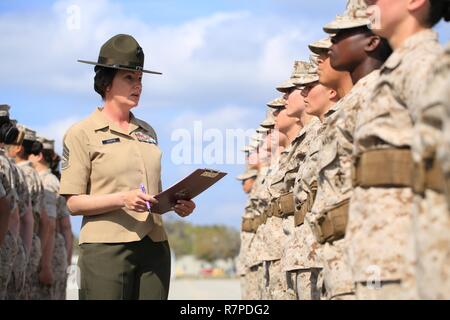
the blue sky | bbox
[1,0,449,236]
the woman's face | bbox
[284,88,306,118]
[274,107,297,135]
[106,70,143,108]
[317,52,345,88]
[303,82,332,118]
[365,0,409,39]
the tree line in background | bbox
[72,220,241,262]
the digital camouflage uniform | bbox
[262,148,294,300]
[0,149,19,300]
[290,118,324,300]
[411,43,450,299]
[309,71,379,300]
[37,168,59,300]
[17,161,44,300]
[245,166,270,300]
[237,197,255,300]
[349,30,442,300]
[6,163,30,300]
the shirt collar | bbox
[383,29,438,71]
[91,107,144,135]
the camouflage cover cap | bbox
[276,61,311,93]
[261,107,276,129]
[241,145,255,153]
[249,139,261,149]
[308,37,333,55]
[252,132,265,142]
[236,169,258,181]
[37,136,55,150]
[0,104,11,117]
[266,97,286,109]
[17,124,36,141]
[78,34,162,75]
[323,0,370,33]
[291,58,319,86]
[256,126,270,134]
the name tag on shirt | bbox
[102,138,121,145]
[135,132,157,145]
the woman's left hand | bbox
[174,200,196,218]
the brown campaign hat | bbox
[323,0,370,34]
[78,34,162,75]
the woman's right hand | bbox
[122,189,158,212]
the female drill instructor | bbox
[59,34,196,300]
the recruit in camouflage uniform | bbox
[6,162,30,300]
[287,60,331,300]
[348,27,444,300]
[0,105,19,300]
[16,126,46,300]
[236,167,258,300]
[411,43,450,299]
[53,195,71,300]
[305,2,377,300]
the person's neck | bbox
[389,19,428,50]
[284,123,302,145]
[34,162,48,173]
[335,72,353,99]
[102,101,131,125]
[351,58,383,84]
[300,112,313,128]
[319,102,335,122]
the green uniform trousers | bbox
[78,236,171,300]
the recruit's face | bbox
[106,70,143,108]
[317,52,344,88]
[364,0,409,39]
[329,28,374,72]
[273,107,297,135]
[284,88,306,118]
[303,82,332,118]
[242,178,255,193]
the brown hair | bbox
[428,0,450,26]
[94,66,119,99]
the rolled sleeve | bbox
[59,126,91,195]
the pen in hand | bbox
[139,183,152,213]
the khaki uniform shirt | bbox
[39,169,59,219]
[348,30,442,283]
[59,108,167,244]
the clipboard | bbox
[151,169,227,214]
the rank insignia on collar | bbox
[135,132,157,145]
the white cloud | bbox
[0,0,325,107]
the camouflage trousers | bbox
[320,240,355,300]
[262,260,295,300]
[291,268,322,300]
[413,192,450,299]
[6,237,27,300]
[0,231,18,300]
[246,263,263,300]
[23,234,42,300]
[355,279,418,300]
[51,233,68,300]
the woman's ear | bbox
[329,89,338,102]
[365,35,381,53]
[407,0,428,14]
